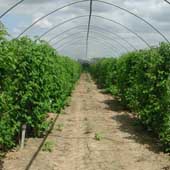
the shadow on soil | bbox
[103,99,125,112]
[103,98,163,154]
[112,114,163,154]
[0,159,3,170]
[24,114,59,170]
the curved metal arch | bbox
[56,37,119,57]
[0,0,24,19]
[47,24,136,51]
[36,15,150,48]
[48,25,87,42]
[90,25,136,50]
[52,30,129,53]
[58,42,116,55]
[54,33,124,54]
[1,0,168,43]
[38,16,87,39]
[57,38,120,58]
[16,0,89,38]
[164,0,170,5]
[58,44,117,58]
[94,0,169,43]
[92,15,150,48]
[56,34,122,55]
[89,30,129,52]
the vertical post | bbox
[20,124,26,149]
[86,0,93,59]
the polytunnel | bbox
[1,1,170,170]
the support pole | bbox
[86,0,93,58]
[20,124,26,149]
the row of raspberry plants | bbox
[0,36,81,150]
[91,43,170,151]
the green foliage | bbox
[94,132,103,141]
[85,121,93,134]
[91,43,170,151]
[0,114,20,150]
[90,58,117,89]
[0,36,81,150]
[56,123,64,132]
[65,97,72,106]
[42,141,55,152]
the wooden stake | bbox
[20,124,26,149]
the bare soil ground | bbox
[2,74,170,170]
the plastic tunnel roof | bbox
[0,0,170,59]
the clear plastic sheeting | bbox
[0,0,170,59]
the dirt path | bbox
[2,74,170,170]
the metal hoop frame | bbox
[57,37,119,57]
[0,0,169,58]
[56,34,123,56]
[47,25,136,50]
[0,0,24,19]
[58,43,117,58]
[36,15,150,48]
[51,30,129,53]
[6,0,166,44]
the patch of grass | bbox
[0,152,5,159]
[84,117,88,121]
[94,132,103,141]
[85,122,93,134]
[56,123,64,132]
[42,141,55,152]
[60,110,66,115]
[87,87,91,93]
[65,97,71,106]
